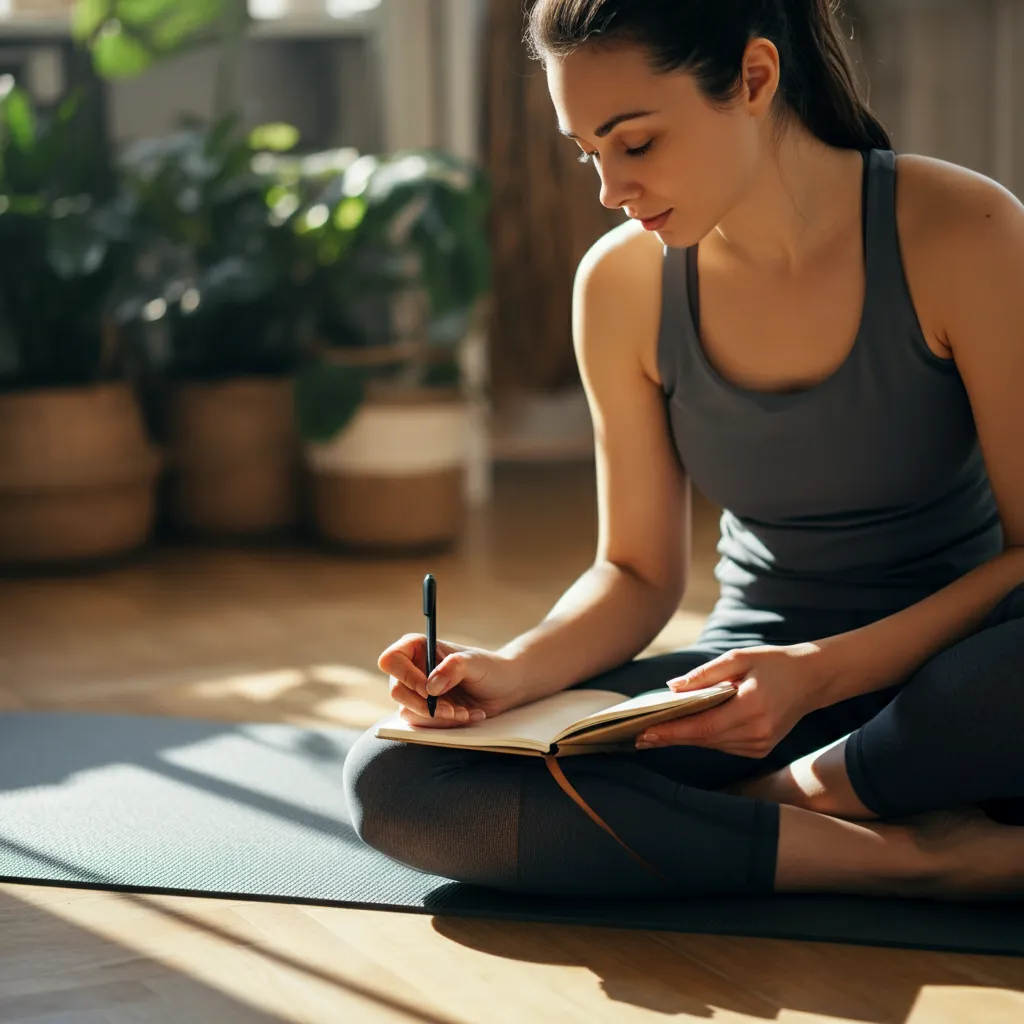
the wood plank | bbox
[0,463,1020,1023]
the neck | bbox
[711,125,864,274]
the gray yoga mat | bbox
[0,710,1020,956]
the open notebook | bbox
[374,682,736,757]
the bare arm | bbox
[498,224,692,705]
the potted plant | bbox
[287,148,491,551]
[0,82,161,568]
[72,0,305,539]
[113,116,305,539]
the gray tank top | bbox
[657,147,1003,611]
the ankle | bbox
[897,807,1024,897]
[873,821,948,895]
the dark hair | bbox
[526,0,891,152]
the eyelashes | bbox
[577,140,654,164]
[626,140,654,159]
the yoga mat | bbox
[0,711,1020,956]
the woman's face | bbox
[545,42,776,246]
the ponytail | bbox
[527,0,892,151]
[777,0,891,149]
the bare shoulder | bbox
[896,152,1022,237]
[895,153,1024,351]
[575,217,666,383]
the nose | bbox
[597,165,641,212]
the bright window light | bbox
[327,0,381,17]
[249,0,289,18]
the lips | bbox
[637,209,672,231]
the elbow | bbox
[604,557,686,613]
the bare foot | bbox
[896,805,1024,900]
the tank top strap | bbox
[656,243,693,397]
[859,147,947,365]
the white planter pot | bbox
[305,389,469,549]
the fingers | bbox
[379,634,465,694]
[383,650,428,697]
[652,700,746,745]
[399,704,486,728]
[388,677,485,726]
[635,700,774,757]
[667,649,750,691]
[424,650,474,696]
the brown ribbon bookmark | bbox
[543,754,671,886]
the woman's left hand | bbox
[636,643,837,758]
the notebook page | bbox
[553,683,736,742]
[374,689,626,752]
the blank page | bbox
[554,683,736,741]
[374,689,626,753]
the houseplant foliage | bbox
[71,0,247,116]
[0,82,133,391]
[289,148,492,445]
[71,0,308,538]
[109,114,307,537]
[279,147,492,551]
[0,82,160,566]
[112,114,302,383]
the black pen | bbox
[424,573,437,717]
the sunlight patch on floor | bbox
[907,985,1024,1023]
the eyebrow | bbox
[557,110,657,140]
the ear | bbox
[740,37,781,116]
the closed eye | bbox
[577,140,654,164]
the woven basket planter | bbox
[0,383,162,566]
[166,376,300,538]
[305,380,469,551]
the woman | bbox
[343,0,1024,898]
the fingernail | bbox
[427,679,443,695]
[641,733,659,744]
[635,741,654,750]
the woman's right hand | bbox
[377,635,524,728]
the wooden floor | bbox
[0,461,1021,1023]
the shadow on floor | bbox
[0,889,287,1023]
[430,912,1024,1022]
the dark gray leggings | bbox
[343,584,1024,897]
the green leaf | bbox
[1,194,46,215]
[92,27,154,78]
[114,0,178,27]
[293,360,369,443]
[147,0,224,51]
[57,92,82,122]
[46,214,109,280]
[2,89,36,152]
[333,196,365,232]
[249,122,300,153]
[71,0,112,41]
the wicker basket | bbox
[305,382,468,551]
[0,383,162,566]
[166,376,300,538]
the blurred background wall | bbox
[2,0,1022,466]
